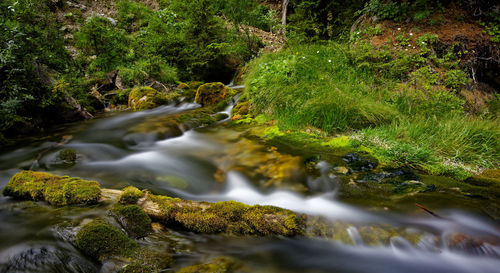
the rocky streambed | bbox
[0,86,499,273]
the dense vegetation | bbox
[1,0,499,178]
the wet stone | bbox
[342,153,378,172]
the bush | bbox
[75,16,128,73]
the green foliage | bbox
[0,0,71,135]
[443,69,470,90]
[288,0,366,41]
[214,0,279,32]
[75,16,128,72]
[359,0,443,22]
[58,148,77,162]
[479,13,500,43]
[246,44,398,132]
[357,116,500,176]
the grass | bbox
[245,43,398,132]
[244,43,500,178]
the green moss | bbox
[465,169,500,187]
[176,257,242,273]
[194,83,234,106]
[119,249,173,273]
[146,194,305,236]
[2,171,101,206]
[128,86,169,111]
[76,220,138,261]
[111,205,152,238]
[119,186,144,205]
[58,148,77,162]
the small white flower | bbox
[413,46,415,49]
[405,49,408,51]
[317,51,320,53]
[409,33,413,36]
[357,31,360,34]
[421,41,426,44]
[328,60,332,63]
[397,27,401,31]
[302,56,306,59]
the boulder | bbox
[195,83,234,106]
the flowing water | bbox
[0,101,499,273]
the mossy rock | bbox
[176,257,242,273]
[111,205,152,238]
[231,101,250,117]
[128,87,168,111]
[142,195,305,236]
[2,171,101,206]
[466,169,500,187]
[195,83,234,106]
[76,220,138,261]
[118,249,173,273]
[118,186,144,205]
[58,148,77,163]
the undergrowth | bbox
[244,42,500,178]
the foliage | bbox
[443,69,470,90]
[288,0,366,41]
[75,16,128,72]
[359,0,443,22]
[0,0,70,135]
[245,44,398,132]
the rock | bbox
[333,166,349,175]
[342,153,378,172]
[111,205,152,238]
[118,186,144,205]
[76,220,138,261]
[0,245,97,273]
[139,193,305,236]
[2,171,101,206]
[58,148,77,163]
[466,169,500,186]
[176,257,243,273]
[128,86,168,111]
[195,82,234,106]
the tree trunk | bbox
[281,0,289,26]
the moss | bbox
[111,205,152,238]
[76,220,138,261]
[128,86,169,111]
[119,186,144,205]
[2,171,101,206]
[194,83,235,106]
[145,194,305,236]
[466,169,500,186]
[176,257,242,273]
[58,148,77,162]
[231,101,250,117]
[118,249,173,273]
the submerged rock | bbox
[2,171,101,206]
[176,257,243,273]
[58,148,77,163]
[0,245,97,273]
[139,194,305,236]
[466,169,500,187]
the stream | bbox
[0,99,499,273]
